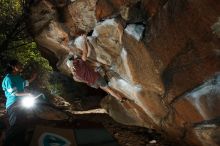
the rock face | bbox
[29,0,220,145]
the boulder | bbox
[29,0,220,145]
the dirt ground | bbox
[0,93,173,146]
[74,113,172,146]
[0,108,172,146]
[49,95,172,146]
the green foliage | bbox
[6,42,52,71]
[0,0,30,54]
[0,0,54,93]
[3,41,53,89]
[47,82,64,96]
[0,0,65,97]
[0,0,22,16]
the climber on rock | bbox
[66,55,127,103]
[68,34,109,79]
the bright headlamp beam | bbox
[21,96,35,108]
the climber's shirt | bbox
[69,58,101,85]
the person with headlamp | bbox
[1,59,37,145]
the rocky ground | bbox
[48,94,172,146]
[75,113,172,146]
[0,102,172,146]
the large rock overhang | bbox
[28,0,220,145]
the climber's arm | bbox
[81,35,92,61]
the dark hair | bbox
[6,60,20,74]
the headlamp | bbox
[21,95,35,108]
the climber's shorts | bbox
[95,76,108,87]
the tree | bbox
[0,0,53,92]
[0,0,30,54]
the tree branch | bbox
[7,41,33,50]
[0,15,26,53]
[11,26,26,38]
